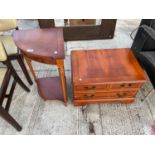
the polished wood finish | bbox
[38,19,117,41]
[13,28,65,60]
[25,57,37,81]
[57,59,68,104]
[71,48,147,106]
[36,77,64,101]
[13,28,68,105]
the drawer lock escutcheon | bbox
[84,86,96,90]
[84,94,95,98]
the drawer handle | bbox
[84,86,96,90]
[116,93,128,98]
[84,94,94,98]
[120,84,125,87]
[128,83,132,87]
[116,93,121,97]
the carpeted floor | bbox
[0,67,155,135]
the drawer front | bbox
[69,19,96,26]
[107,83,142,89]
[74,83,142,91]
[74,85,107,91]
[74,91,137,100]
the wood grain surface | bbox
[13,28,65,60]
[71,48,147,105]
[71,48,146,84]
[13,28,67,104]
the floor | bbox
[1,19,155,135]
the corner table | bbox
[13,28,68,106]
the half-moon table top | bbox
[13,28,65,60]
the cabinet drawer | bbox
[74,91,137,100]
[74,85,107,91]
[74,83,142,91]
[107,83,142,89]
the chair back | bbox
[131,25,155,55]
[0,41,7,61]
[0,19,17,31]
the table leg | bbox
[57,61,68,106]
[25,57,37,81]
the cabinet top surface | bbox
[13,28,65,59]
[71,48,147,84]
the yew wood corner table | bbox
[13,28,68,106]
[71,48,147,106]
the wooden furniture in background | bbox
[0,19,33,85]
[0,42,30,131]
[38,19,55,28]
[13,28,68,106]
[66,19,96,26]
[38,19,117,41]
[71,49,147,106]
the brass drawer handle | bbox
[116,93,121,97]
[84,86,96,90]
[128,83,132,87]
[84,94,94,98]
[120,84,125,87]
[120,83,133,88]
[116,93,128,98]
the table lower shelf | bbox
[36,77,64,101]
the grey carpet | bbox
[0,68,155,135]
